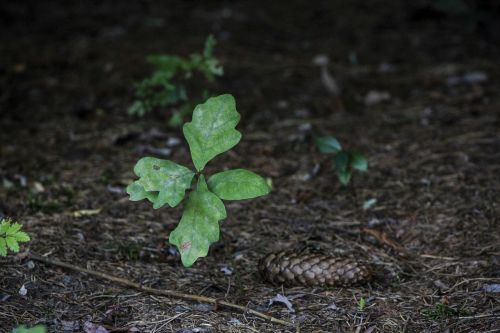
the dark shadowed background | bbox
[1,1,499,332]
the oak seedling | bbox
[127,94,270,266]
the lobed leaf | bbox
[183,94,241,171]
[7,222,22,235]
[169,176,227,267]
[128,157,195,209]
[5,236,19,252]
[13,231,30,242]
[0,219,30,257]
[207,169,270,200]
[127,181,159,203]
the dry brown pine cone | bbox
[259,250,372,287]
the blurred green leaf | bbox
[316,136,342,154]
[358,297,366,311]
[335,151,351,185]
[350,151,368,171]
[12,325,47,333]
[363,198,377,210]
[129,35,223,120]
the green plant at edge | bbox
[12,325,47,333]
[421,303,460,320]
[315,136,368,185]
[128,35,223,126]
[127,94,270,267]
[358,297,366,311]
[0,218,30,257]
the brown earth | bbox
[1,1,499,332]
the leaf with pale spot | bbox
[183,94,241,171]
[169,176,226,267]
[127,157,195,209]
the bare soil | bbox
[1,1,499,332]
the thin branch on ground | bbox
[29,252,293,327]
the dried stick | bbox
[29,252,292,326]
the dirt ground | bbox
[1,1,499,332]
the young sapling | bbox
[127,94,271,266]
[128,35,223,127]
[0,218,30,257]
[315,136,368,185]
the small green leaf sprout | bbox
[127,94,271,267]
[12,325,47,333]
[358,297,366,311]
[128,35,223,126]
[362,198,377,210]
[315,136,368,185]
[0,218,30,257]
[420,303,460,320]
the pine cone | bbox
[258,250,372,287]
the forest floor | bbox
[1,1,499,332]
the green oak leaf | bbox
[169,176,226,267]
[207,169,270,200]
[128,157,195,209]
[126,181,159,203]
[316,136,342,154]
[335,151,352,185]
[183,94,242,171]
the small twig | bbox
[458,314,500,320]
[419,254,458,261]
[29,252,293,326]
[361,228,407,254]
